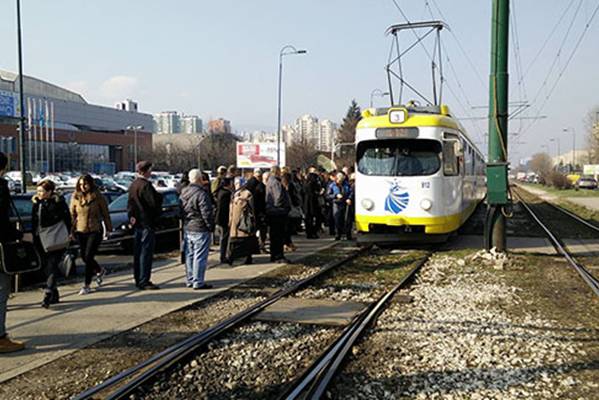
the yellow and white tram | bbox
[355,104,486,244]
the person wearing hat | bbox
[128,161,163,290]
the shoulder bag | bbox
[37,201,69,252]
[0,198,42,275]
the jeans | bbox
[333,204,346,238]
[43,250,63,292]
[134,227,156,287]
[76,232,102,286]
[0,272,9,337]
[185,230,211,287]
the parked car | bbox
[105,188,181,250]
[576,176,598,190]
[5,175,22,193]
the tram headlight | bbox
[361,198,375,211]
[420,199,433,211]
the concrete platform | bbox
[448,235,557,255]
[0,237,336,383]
[565,197,599,212]
[255,297,367,326]
[563,239,599,257]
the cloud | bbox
[99,75,139,101]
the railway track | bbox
[74,247,368,400]
[514,187,599,297]
[74,247,430,400]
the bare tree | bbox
[287,135,319,169]
[529,152,553,182]
[584,106,599,164]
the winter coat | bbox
[265,176,290,217]
[244,177,266,216]
[70,190,112,234]
[302,173,321,217]
[229,189,256,238]
[326,182,348,204]
[215,186,233,227]
[180,183,215,233]
[32,194,72,253]
[0,177,21,244]
[127,177,163,229]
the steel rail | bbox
[282,252,431,400]
[515,191,599,297]
[73,246,368,400]
[544,200,599,233]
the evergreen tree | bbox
[335,99,362,169]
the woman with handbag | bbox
[70,175,113,295]
[32,179,71,308]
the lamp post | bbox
[277,45,307,166]
[126,125,144,171]
[563,127,576,170]
[549,138,560,163]
[369,89,390,108]
[16,0,27,192]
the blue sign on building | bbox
[0,90,16,118]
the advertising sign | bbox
[0,90,16,118]
[236,142,285,168]
[583,164,599,176]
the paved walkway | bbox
[518,183,599,212]
[0,237,336,383]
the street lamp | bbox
[369,89,390,108]
[563,127,576,170]
[16,0,27,192]
[277,45,307,166]
[126,125,144,171]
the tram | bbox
[355,104,486,244]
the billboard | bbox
[583,164,599,176]
[236,142,285,168]
[0,90,16,118]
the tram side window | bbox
[442,141,459,176]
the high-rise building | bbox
[208,118,231,134]
[318,120,337,152]
[295,114,319,147]
[180,115,203,134]
[153,111,180,134]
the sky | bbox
[1,0,598,163]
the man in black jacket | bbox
[245,168,267,251]
[303,167,322,239]
[214,177,233,264]
[180,169,215,289]
[0,152,25,353]
[265,166,291,263]
[128,161,163,290]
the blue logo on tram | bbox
[385,181,409,214]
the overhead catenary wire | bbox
[520,0,599,139]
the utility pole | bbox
[485,0,510,252]
[16,0,27,192]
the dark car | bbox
[8,191,124,235]
[105,188,181,250]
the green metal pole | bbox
[486,0,510,251]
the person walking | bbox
[327,172,348,241]
[265,166,291,263]
[228,184,260,265]
[128,161,163,290]
[71,175,113,295]
[32,180,71,307]
[180,169,214,289]
[214,177,234,264]
[0,152,25,353]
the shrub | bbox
[549,171,572,190]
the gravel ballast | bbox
[330,251,599,400]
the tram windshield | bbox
[357,139,441,176]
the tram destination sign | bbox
[236,142,286,169]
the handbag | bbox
[0,198,42,275]
[37,202,69,252]
[59,250,76,278]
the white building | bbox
[153,111,180,134]
[318,119,337,152]
[295,114,320,147]
[180,115,203,134]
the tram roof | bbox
[385,20,449,36]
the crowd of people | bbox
[0,151,356,353]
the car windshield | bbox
[357,139,441,176]
[109,193,128,211]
